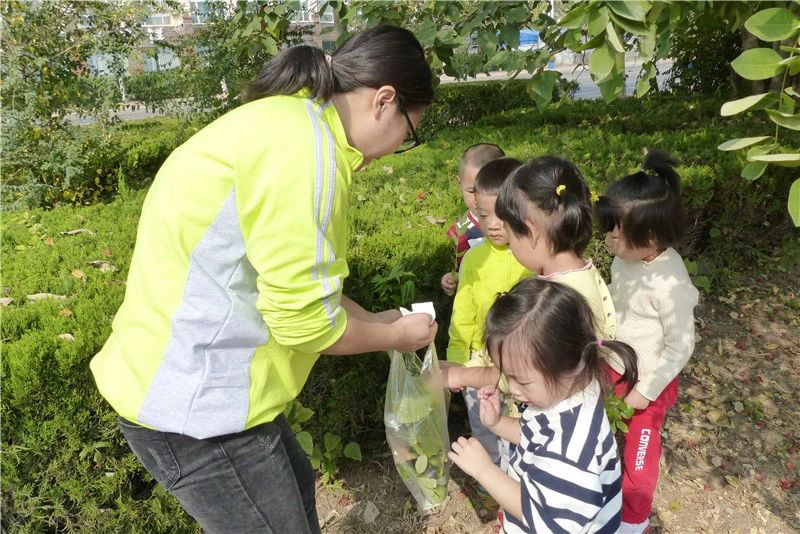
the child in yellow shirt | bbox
[444,157,530,468]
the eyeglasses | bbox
[394,100,423,154]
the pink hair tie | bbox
[597,339,604,347]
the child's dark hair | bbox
[484,277,638,398]
[474,158,522,195]
[242,25,433,110]
[596,149,684,249]
[460,143,506,178]
[496,156,593,256]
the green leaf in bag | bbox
[415,454,428,474]
[417,477,438,490]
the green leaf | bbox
[589,43,615,81]
[417,476,437,489]
[786,87,799,98]
[296,405,314,423]
[477,31,499,54]
[789,178,800,226]
[436,28,461,47]
[717,136,771,151]
[527,70,559,108]
[343,442,362,461]
[783,55,800,76]
[415,454,428,474]
[598,74,624,103]
[744,7,800,42]
[296,431,314,456]
[779,93,797,115]
[607,1,649,22]
[720,93,778,116]
[741,161,768,181]
[486,50,511,70]
[559,4,588,29]
[616,420,629,433]
[505,6,529,24]
[765,109,800,130]
[638,24,656,62]
[587,6,609,37]
[310,448,323,469]
[731,48,785,80]
[416,21,437,47]
[747,142,778,161]
[606,21,625,53]
[609,11,650,35]
[323,432,342,453]
[572,32,606,52]
[750,153,800,166]
[636,62,656,97]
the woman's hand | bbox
[624,388,650,410]
[478,386,502,427]
[390,313,437,352]
[440,272,457,296]
[448,436,494,480]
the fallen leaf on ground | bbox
[60,228,95,237]
[58,308,73,317]
[27,293,67,302]
[56,333,76,342]
[424,215,439,225]
[87,261,116,273]
[101,247,113,257]
[71,269,87,280]
[363,501,379,524]
[44,237,55,247]
[0,298,13,307]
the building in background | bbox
[87,0,337,77]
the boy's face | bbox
[474,192,507,245]
[458,164,479,213]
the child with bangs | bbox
[448,277,639,533]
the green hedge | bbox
[3,94,795,532]
[2,80,570,210]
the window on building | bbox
[190,1,211,24]
[143,47,181,72]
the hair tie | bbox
[555,184,566,197]
[324,54,333,67]
[596,339,603,347]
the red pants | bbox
[609,369,679,524]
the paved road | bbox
[68,60,673,124]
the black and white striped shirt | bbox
[503,380,621,534]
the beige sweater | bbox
[605,248,699,401]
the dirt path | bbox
[315,268,800,533]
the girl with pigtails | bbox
[596,150,699,534]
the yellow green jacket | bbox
[90,91,363,439]
[446,241,531,364]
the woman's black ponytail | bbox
[242,45,334,102]
[242,24,434,107]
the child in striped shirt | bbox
[448,277,639,533]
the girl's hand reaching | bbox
[448,436,494,479]
[624,388,650,410]
[478,386,502,427]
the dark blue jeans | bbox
[119,415,320,534]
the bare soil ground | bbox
[316,268,800,533]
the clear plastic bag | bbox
[384,344,450,511]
